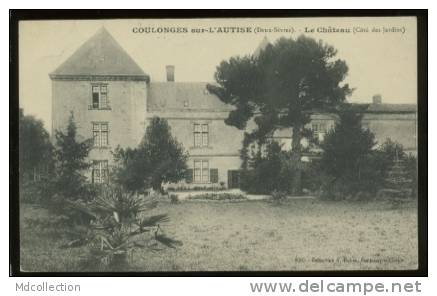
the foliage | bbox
[403,153,418,197]
[62,185,182,270]
[319,109,378,199]
[52,112,93,202]
[240,141,295,194]
[376,139,417,198]
[270,190,287,203]
[19,109,54,182]
[319,111,417,200]
[112,117,188,193]
[19,177,55,204]
[112,146,149,193]
[169,194,179,204]
[19,109,54,204]
[208,35,352,194]
[140,117,188,191]
[301,160,328,194]
[187,193,247,201]
[378,138,406,162]
[166,185,227,192]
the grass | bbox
[19,198,418,272]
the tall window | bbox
[91,84,109,109]
[194,123,209,147]
[92,160,109,184]
[93,122,109,147]
[194,160,209,183]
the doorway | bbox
[227,170,241,189]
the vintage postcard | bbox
[15,15,423,273]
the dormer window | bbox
[90,84,109,110]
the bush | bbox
[404,154,418,197]
[62,185,182,270]
[319,136,416,200]
[165,184,227,192]
[301,161,328,195]
[240,142,295,194]
[271,190,287,203]
[169,194,179,204]
[187,193,247,201]
[20,178,54,204]
[318,157,385,201]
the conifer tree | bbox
[53,112,93,200]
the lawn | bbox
[19,198,418,272]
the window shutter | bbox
[186,169,193,184]
[210,168,219,183]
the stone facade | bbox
[51,79,148,160]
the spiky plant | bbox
[62,185,182,270]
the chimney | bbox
[372,94,382,104]
[166,65,175,82]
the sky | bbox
[19,17,417,130]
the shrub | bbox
[371,140,417,199]
[187,193,247,201]
[20,178,54,204]
[240,142,295,194]
[320,130,416,200]
[301,160,327,194]
[164,184,227,192]
[62,185,182,270]
[169,194,179,204]
[271,190,287,203]
[404,154,418,197]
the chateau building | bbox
[50,28,417,188]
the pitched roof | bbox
[50,28,148,79]
[147,82,233,111]
[365,103,417,113]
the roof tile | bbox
[147,82,233,111]
[51,28,147,78]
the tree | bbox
[112,117,188,193]
[112,146,149,193]
[207,35,352,194]
[376,138,417,198]
[240,141,295,194]
[140,117,188,191]
[319,109,377,198]
[53,112,93,201]
[19,108,53,181]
